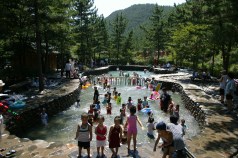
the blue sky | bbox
[94,0,186,17]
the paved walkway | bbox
[152,72,238,158]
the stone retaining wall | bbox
[6,86,80,135]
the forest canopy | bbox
[1,0,238,85]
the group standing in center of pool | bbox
[74,81,187,158]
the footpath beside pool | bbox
[151,72,238,158]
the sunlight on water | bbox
[21,71,200,145]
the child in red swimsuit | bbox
[137,98,142,111]
[108,116,122,158]
[95,115,107,158]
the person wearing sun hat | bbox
[0,80,5,92]
[153,121,174,158]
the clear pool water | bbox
[20,71,200,145]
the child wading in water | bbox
[146,117,155,139]
[127,97,133,109]
[41,108,48,126]
[173,104,180,119]
[124,106,144,155]
[102,94,108,106]
[108,116,123,158]
[95,115,107,158]
[180,119,187,137]
[75,113,92,158]
[116,93,122,105]
[106,102,112,115]
[137,98,142,111]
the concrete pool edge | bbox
[6,79,81,135]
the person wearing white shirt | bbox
[0,112,4,139]
[225,72,237,113]
[65,61,72,79]
[219,70,228,103]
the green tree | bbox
[111,13,127,65]
[143,4,167,63]
[202,0,238,71]
[170,23,209,69]
[122,31,133,63]
[90,15,108,61]
[72,0,97,65]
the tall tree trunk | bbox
[117,41,119,66]
[221,44,231,72]
[60,41,64,77]
[34,0,44,92]
[157,41,160,65]
[211,53,215,76]
[44,31,49,73]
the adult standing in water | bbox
[93,87,99,103]
[160,87,171,113]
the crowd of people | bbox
[74,75,187,158]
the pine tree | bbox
[111,13,127,65]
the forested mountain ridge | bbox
[105,4,174,36]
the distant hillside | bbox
[105,4,174,49]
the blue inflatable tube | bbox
[141,108,152,113]
[9,101,26,109]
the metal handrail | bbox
[185,147,196,158]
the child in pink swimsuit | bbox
[124,106,143,155]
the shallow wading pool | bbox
[19,71,200,146]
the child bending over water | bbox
[153,121,174,158]
[124,106,144,155]
[75,113,92,158]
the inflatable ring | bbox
[10,101,26,109]
[82,85,88,89]
[86,83,91,86]
[141,108,152,113]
